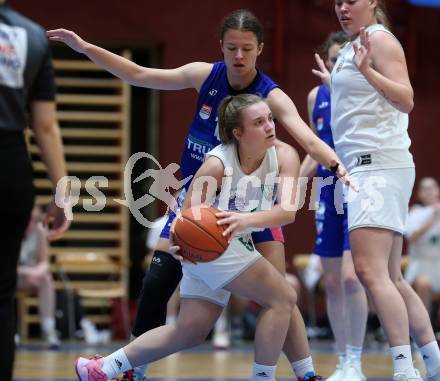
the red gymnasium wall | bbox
[10,0,440,257]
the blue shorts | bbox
[314,198,350,258]
[160,190,285,245]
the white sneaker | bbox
[81,318,100,344]
[427,367,440,381]
[393,369,423,381]
[327,364,345,381]
[342,362,366,381]
[212,330,230,349]
[44,330,61,349]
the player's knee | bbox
[274,282,297,314]
[323,272,342,297]
[149,250,182,277]
[286,287,297,311]
[352,259,379,289]
[176,316,212,347]
[343,270,362,295]
[414,276,432,293]
[390,270,405,285]
[133,250,182,336]
[141,250,182,302]
[285,273,301,297]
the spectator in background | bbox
[405,177,440,326]
[17,206,60,349]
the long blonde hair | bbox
[375,0,390,29]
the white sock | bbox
[291,356,314,378]
[215,310,228,332]
[338,352,346,368]
[390,345,416,377]
[41,318,55,333]
[134,364,149,378]
[102,349,133,379]
[252,362,276,381]
[419,341,440,375]
[346,344,362,365]
[166,315,177,325]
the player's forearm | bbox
[299,154,318,179]
[33,123,67,193]
[362,66,414,113]
[305,134,341,171]
[244,205,296,230]
[83,43,146,86]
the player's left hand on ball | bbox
[216,210,247,241]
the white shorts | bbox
[346,167,415,234]
[405,259,440,292]
[180,234,262,306]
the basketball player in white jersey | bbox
[301,31,368,381]
[312,1,440,380]
[73,94,318,381]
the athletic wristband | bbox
[330,162,340,174]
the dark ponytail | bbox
[220,9,264,45]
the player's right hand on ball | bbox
[47,29,88,54]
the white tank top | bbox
[330,24,414,173]
[205,143,279,233]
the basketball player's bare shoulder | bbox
[198,155,225,179]
[183,62,214,90]
[307,86,319,107]
[274,139,300,170]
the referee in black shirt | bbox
[0,1,70,379]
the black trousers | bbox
[0,131,35,380]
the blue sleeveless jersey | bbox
[312,85,349,257]
[180,61,278,184]
[312,85,339,202]
[313,85,335,179]
[160,62,281,242]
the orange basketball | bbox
[173,206,229,263]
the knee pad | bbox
[143,250,182,302]
[149,250,182,278]
[132,251,182,336]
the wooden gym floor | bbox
[13,340,425,381]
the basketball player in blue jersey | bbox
[300,32,368,381]
[48,10,354,381]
